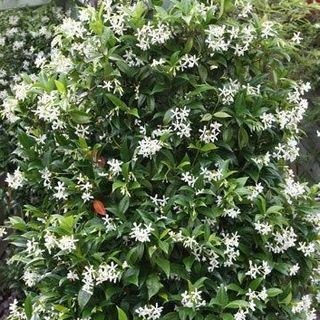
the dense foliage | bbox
[0,3,65,206]
[1,1,320,319]
[0,4,66,303]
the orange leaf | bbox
[93,199,106,216]
[96,156,106,168]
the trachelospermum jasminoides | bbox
[1,0,320,319]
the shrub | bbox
[0,3,65,193]
[0,2,66,310]
[1,1,320,319]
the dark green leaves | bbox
[116,306,128,320]
[69,110,91,124]
[146,273,163,299]
[267,288,283,297]
[225,300,249,309]
[78,290,92,310]
[24,295,33,320]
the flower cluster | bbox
[2,1,319,320]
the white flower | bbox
[9,15,19,25]
[8,299,25,319]
[26,238,44,257]
[78,8,92,22]
[218,79,240,105]
[181,288,206,309]
[150,194,169,212]
[254,221,272,235]
[222,232,240,266]
[283,170,305,203]
[181,171,197,188]
[266,227,297,253]
[261,21,276,39]
[273,139,300,163]
[58,235,77,253]
[67,270,79,281]
[129,222,154,243]
[53,181,68,200]
[124,49,144,67]
[6,168,24,189]
[59,17,86,39]
[292,295,313,314]
[179,54,199,70]
[245,260,261,279]
[200,165,223,182]
[151,58,166,67]
[82,191,94,202]
[261,260,272,278]
[247,183,263,201]
[135,22,172,51]
[291,32,303,45]
[34,92,60,123]
[0,227,7,238]
[137,137,162,158]
[102,214,117,232]
[289,263,300,276]
[298,242,316,257]
[258,287,268,301]
[13,82,30,101]
[234,309,247,320]
[107,159,123,176]
[23,269,40,287]
[260,112,276,129]
[82,265,95,295]
[170,107,192,138]
[238,1,253,18]
[135,303,163,320]
[199,122,222,143]
[205,25,230,54]
[223,207,241,219]
[75,124,90,138]
[95,262,121,284]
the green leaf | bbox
[70,110,91,124]
[225,300,249,309]
[200,113,212,122]
[280,292,292,305]
[267,288,283,297]
[198,64,208,82]
[116,306,128,320]
[90,19,103,35]
[123,267,139,286]
[54,80,65,93]
[249,277,263,291]
[216,285,229,307]
[78,290,92,310]
[24,295,32,320]
[59,215,74,234]
[162,313,179,320]
[112,180,126,193]
[200,143,218,152]
[222,314,234,320]
[128,108,140,118]
[106,93,128,110]
[146,273,163,299]
[266,206,283,214]
[214,111,231,118]
[18,131,36,149]
[119,196,130,214]
[154,255,170,278]
[238,127,249,149]
[218,0,225,18]
[9,216,26,231]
